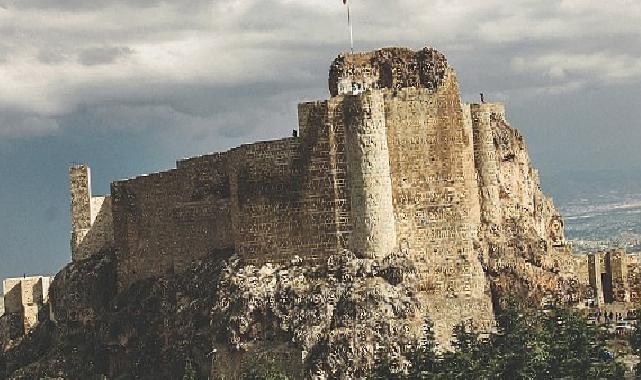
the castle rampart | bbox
[70,47,590,343]
[70,165,114,261]
[2,276,53,334]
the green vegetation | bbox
[629,309,641,377]
[242,362,290,380]
[373,302,625,379]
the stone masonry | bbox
[70,165,114,261]
[587,249,636,305]
[2,276,53,335]
[70,47,583,345]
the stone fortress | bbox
[72,47,505,339]
[3,47,640,355]
[63,47,641,345]
[1,276,53,344]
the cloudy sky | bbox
[1,0,640,280]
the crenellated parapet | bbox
[329,47,448,96]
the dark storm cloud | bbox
[1,0,639,159]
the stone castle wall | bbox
[2,276,52,334]
[112,105,354,289]
[70,47,588,344]
[111,158,234,288]
[382,75,494,341]
[70,165,114,261]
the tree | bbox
[370,303,624,379]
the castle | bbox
[64,47,641,349]
[1,276,53,343]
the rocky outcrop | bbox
[1,249,232,379]
[1,47,593,379]
[212,251,424,379]
[470,105,588,306]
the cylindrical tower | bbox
[343,91,397,259]
[470,103,505,225]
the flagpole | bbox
[347,1,354,53]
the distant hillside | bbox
[540,169,641,205]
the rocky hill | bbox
[0,46,589,379]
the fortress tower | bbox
[343,92,397,258]
[467,103,506,225]
[69,165,114,261]
[70,164,92,257]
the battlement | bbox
[329,47,448,96]
[2,276,53,334]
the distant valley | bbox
[542,169,641,252]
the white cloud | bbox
[512,53,641,85]
[0,0,639,137]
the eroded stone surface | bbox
[212,251,424,379]
[3,45,632,378]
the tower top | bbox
[328,47,449,96]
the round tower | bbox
[343,90,397,259]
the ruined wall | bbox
[383,73,492,343]
[585,249,633,305]
[329,47,448,96]
[609,250,630,303]
[2,276,52,334]
[70,165,114,261]
[626,254,641,303]
[588,254,606,305]
[112,156,233,289]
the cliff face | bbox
[1,249,231,379]
[468,104,587,306]
[212,251,424,379]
